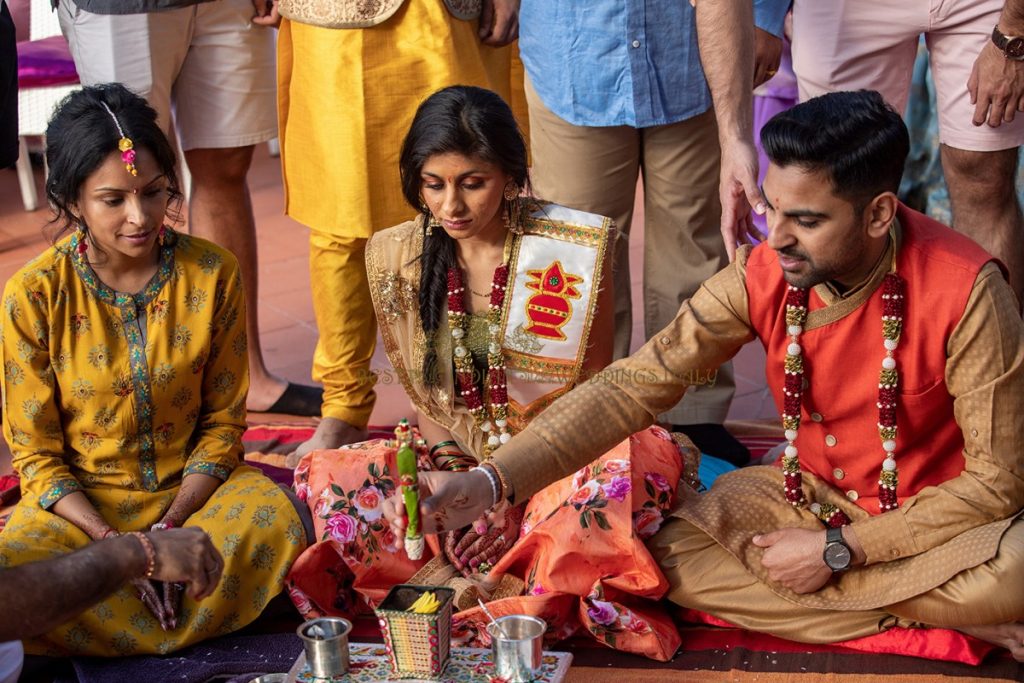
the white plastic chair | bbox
[15,0,80,211]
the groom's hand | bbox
[753,528,832,594]
[383,470,494,538]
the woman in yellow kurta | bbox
[274,0,526,457]
[0,84,308,656]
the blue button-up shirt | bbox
[520,0,789,129]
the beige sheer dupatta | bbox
[366,219,481,454]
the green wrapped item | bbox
[396,420,424,560]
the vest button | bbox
[833,468,844,480]
[811,412,823,422]
[825,434,837,447]
[846,489,859,501]
[659,336,671,346]
[971,429,979,437]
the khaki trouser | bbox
[525,77,734,425]
[650,517,1024,643]
[309,229,377,428]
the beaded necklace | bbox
[446,262,511,456]
[780,269,905,527]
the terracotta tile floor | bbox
[0,145,775,475]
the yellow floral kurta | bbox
[0,231,305,656]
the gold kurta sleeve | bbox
[183,257,248,480]
[1,265,78,508]
[853,263,1024,564]
[493,248,757,504]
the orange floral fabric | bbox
[286,426,685,661]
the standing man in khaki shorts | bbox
[792,0,1024,307]
[520,0,789,465]
[57,0,322,415]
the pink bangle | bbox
[101,528,120,539]
[151,520,175,531]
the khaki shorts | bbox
[58,0,276,150]
[792,0,1024,152]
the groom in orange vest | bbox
[395,89,1024,660]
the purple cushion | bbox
[17,35,78,88]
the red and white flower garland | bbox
[447,264,511,456]
[780,273,906,526]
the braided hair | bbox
[398,86,528,386]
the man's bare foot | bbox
[286,417,368,468]
[959,622,1024,661]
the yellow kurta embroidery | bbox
[0,231,304,656]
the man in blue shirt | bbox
[521,0,788,464]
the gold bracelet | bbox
[128,531,157,579]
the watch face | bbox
[1008,37,1024,58]
[824,542,852,571]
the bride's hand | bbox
[133,578,172,630]
[384,470,494,538]
[450,503,523,576]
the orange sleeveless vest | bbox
[746,204,994,514]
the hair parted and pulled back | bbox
[761,90,910,212]
[44,82,183,244]
[399,85,529,386]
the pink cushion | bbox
[17,35,79,89]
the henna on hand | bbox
[444,528,473,571]
[134,578,171,630]
[456,504,524,575]
[160,581,183,630]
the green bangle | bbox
[428,440,460,458]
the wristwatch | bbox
[823,526,852,572]
[992,26,1024,61]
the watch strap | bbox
[992,25,1024,60]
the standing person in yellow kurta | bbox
[0,84,311,656]
[255,0,524,457]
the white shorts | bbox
[792,0,1024,152]
[58,0,277,150]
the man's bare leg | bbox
[183,146,290,411]
[941,144,1024,308]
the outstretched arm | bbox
[383,251,757,536]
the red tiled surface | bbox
[0,146,773,476]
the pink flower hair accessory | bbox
[100,102,138,177]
